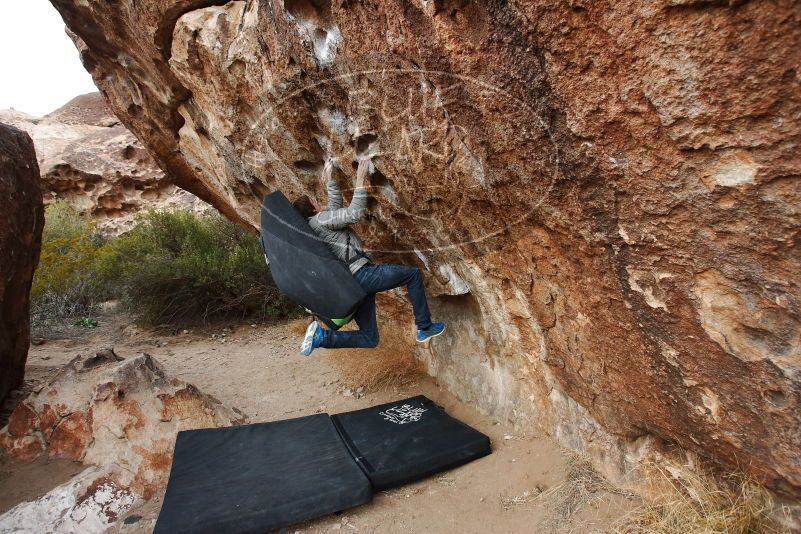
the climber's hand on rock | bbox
[323,159,335,181]
[355,158,370,190]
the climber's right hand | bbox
[355,158,370,189]
[323,158,335,180]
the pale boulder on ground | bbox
[0,123,44,406]
[48,0,801,500]
[0,349,246,532]
[0,93,209,236]
[0,467,136,534]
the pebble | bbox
[123,515,142,525]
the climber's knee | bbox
[366,330,380,348]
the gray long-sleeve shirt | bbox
[308,179,370,274]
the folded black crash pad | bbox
[155,396,491,533]
[153,414,372,534]
[259,191,365,320]
[333,395,492,490]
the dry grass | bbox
[612,465,779,534]
[537,453,634,521]
[327,326,424,392]
[287,317,312,337]
[501,486,545,510]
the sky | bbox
[0,1,98,117]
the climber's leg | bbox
[353,264,433,331]
[320,294,379,349]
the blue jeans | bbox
[322,264,433,349]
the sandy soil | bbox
[1,317,634,533]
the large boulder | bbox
[49,0,801,496]
[0,123,43,405]
[0,350,246,498]
[0,93,208,236]
[0,350,246,532]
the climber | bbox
[293,157,445,356]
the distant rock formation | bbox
[0,93,208,236]
[0,123,43,405]
[47,0,801,500]
[0,350,246,532]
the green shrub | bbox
[31,204,298,330]
[31,202,110,328]
[99,209,298,325]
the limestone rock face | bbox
[49,0,801,495]
[0,93,208,236]
[0,123,43,405]
[0,350,246,499]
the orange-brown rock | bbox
[49,0,801,496]
[0,123,43,405]
[49,412,93,461]
[0,433,44,463]
[38,403,60,440]
[6,402,39,438]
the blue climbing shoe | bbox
[416,322,446,343]
[300,320,324,356]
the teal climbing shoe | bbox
[416,322,446,343]
[300,320,324,356]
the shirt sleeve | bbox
[325,179,343,211]
[314,186,368,230]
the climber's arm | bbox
[322,160,343,211]
[315,159,369,230]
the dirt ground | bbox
[1,316,635,533]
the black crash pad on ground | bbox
[259,191,365,320]
[333,395,492,490]
[155,396,491,533]
[153,414,372,534]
